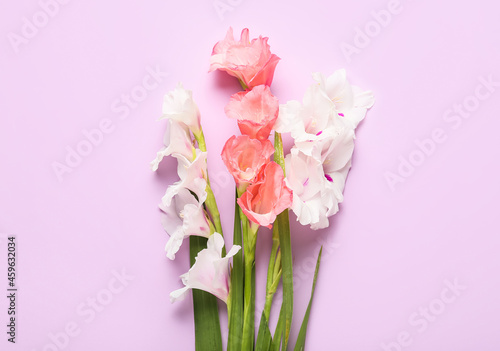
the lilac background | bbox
[1,0,500,350]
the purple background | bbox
[1,0,500,350]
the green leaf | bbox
[271,304,285,351]
[190,235,223,351]
[274,132,293,350]
[256,310,272,351]
[228,190,244,351]
[183,112,224,350]
[191,290,223,351]
[293,247,323,351]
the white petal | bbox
[164,120,194,159]
[325,69,349,100]
[226,244,242,258]
[285,149,329,229]
[310,216,330,230]
[159,190,183,234]
[274,100,302,133]
[151,120,194,171]
[207,231,225,255]
[170,286,189,303]
[161,83,201,134]
[320,126,355,173]
[160,187,209,260]
[164,228,185,260]
[281,70,373,230]
[182,203,211,237]
[311,72,327,86]
[170,233,240,304]
[151,147,170,172]
[175,150,208,202]
[340,86,375,129]
[299,84,334,134]
[353,86,375,109]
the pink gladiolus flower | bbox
[221,135,274,187]
[237,162,293,229]
[224,85,279,141]
[209,28,280,89]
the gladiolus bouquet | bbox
[152,27,374,350]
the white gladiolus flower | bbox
[315,124,355,171]
[285,147,353,230]
[281,70,374,229]
[312,69,374,129]
[285,148,329,229]
[160,187,211,260]
[161,83,202,135]
[274,84,334,138]
[292,121,354,162]
[276,69,374,137]
[170,233,241,303]
[158,148,209,256]
[151,119,195,171]
[169,149,208,203]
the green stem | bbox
[273,251,282,281]
[228,189,244,351]
[263,225,281,321]
[239,80,249,90]
[187,128,223,351]
[242,220,258,350]
[194,129,207,151]
[274,132,293,350]
[205,185,223,233]
[195,129,223,236]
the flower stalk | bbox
[227,190,244,351]
[155,27,374,351]
[241,208,258,350]
[263,225,281,321]
[273,132,294,350]
[194,129,223,235]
